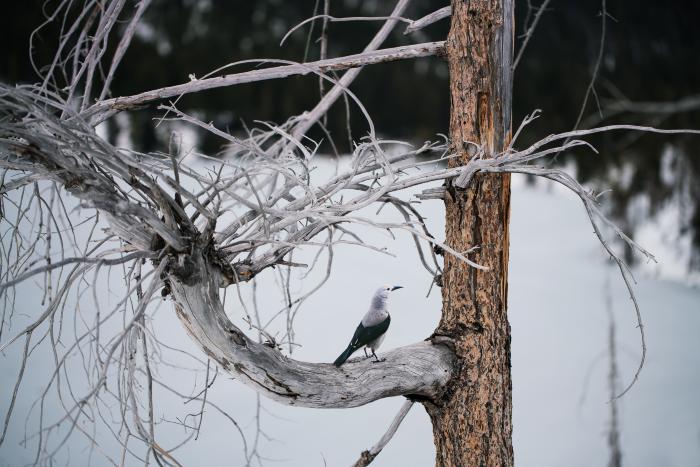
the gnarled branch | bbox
[167,250,454,409]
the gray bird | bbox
[333,285,403,367]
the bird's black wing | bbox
[348,315,391,351]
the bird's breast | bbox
[361,309,389,327]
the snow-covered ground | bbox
[1,167,699,467]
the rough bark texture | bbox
[425,1,514,466]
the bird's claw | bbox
[371,358,386,364]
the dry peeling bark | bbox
[425,1,515,466]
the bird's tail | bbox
[333,345,355,367]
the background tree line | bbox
[3,0,699,269]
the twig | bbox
[287,0,413,144]
[404,6,452,34]
[512,0,551,70]
[97,0,152,101]
[319,0,331,120]
[553,0,608,163]
[352,399,414,466]
[282,14,413,46]
[0,251,153,293]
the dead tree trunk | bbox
[426,1,514,466]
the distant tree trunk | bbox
[425,1,514,466]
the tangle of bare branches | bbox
[1,1,698,465]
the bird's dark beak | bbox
[391,285,403,291]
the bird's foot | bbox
[371,358,386,364]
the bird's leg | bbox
[363,348,370,359]
[371,349,386,363]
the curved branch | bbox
[167,252,454,409]
[404,6,452,35]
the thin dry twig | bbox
[512,0,551,70]
[352,399,414,467]
[404,6,452,35]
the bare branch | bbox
[86,41,444,123]
[168,251,453,408]
[287,0,413,143]
[352,399,414,467]
[404,6,452,35]
[0,251,153,293]
[581,93,700,129]
[282,14,413,47]
[97,0,153,102]
[604,94,700,115]
[563,0,608,151]
[512,0,551,70]
[318,0,331,115]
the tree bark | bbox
[425,1,514,466]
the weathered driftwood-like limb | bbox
[86,40,443,123]
[1,131,185,251]
[404,6,452,34]
[352,399,414,467]
[455,122,700,188]
[168,251,454,409]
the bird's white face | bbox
[370,285,402,310]
[376,284,403,300]
[377,285,392,300]
[370,286,392,310]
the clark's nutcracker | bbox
[333,285,403,367]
